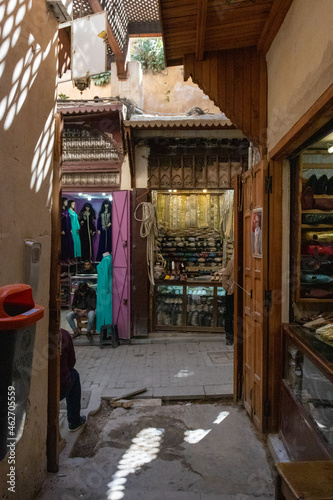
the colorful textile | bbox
[68,209,81,258]
[96,254,112,332]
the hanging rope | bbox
[134,202,157,293]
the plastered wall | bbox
[0,1,58,497]
[267,0,333,153]
[58,62,221,115]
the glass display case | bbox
[281,324,333,461]
[155,284,184,327]
[154,282,226,332]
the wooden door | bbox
[234,175,243,400]
[131,189,149,337]
[112,191,131,340]
[242,160,268,432]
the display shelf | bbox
[280,324,333,461]
[296,157,333,303]
[60,263,78,308]
[154,281,226,332]
[302,224,333,228]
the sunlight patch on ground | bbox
[213,411,229,424]
[174,369,195,378]
[184,429,211,444]
[106,427,164,500]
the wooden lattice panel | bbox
[125,0,159,21]
[73,0,94,18]
[148,153,245,190]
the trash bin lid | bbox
[0,284,44,330]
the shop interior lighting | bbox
[173,189,177,192]
[87,196,92,201]
[328,143,333,153]
[102,192,106,196]
[79,192,83,196]
[168,189,172,192]
[203,189,207,193]
[109,195,113,201]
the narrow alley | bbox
[35,336,275,500]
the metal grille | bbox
[63,127,119,162]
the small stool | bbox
[99,324,119,349]
[276,461,333,500]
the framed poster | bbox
[251,209,263,258]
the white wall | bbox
[0,1,58,497]
[267,0,333,152]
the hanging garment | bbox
[79,211,96,261]
[68,209,81,258]
[61,208,74,261]
[96,254,112,332]
[96,211,112,261]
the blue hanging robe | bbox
[68,208,81,258]
[96,253,112,331]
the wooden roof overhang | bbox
[159,0,293,148]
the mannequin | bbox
[96,200,112,261]
[61,197,74,263]
[96,252,112,332]
[68,200,81,259]
[78,202,96,261]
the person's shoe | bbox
[69,415,86,432]
[86,331,93,343]
[72,329,80,339]
[226,339,233,346]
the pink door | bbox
[112,191,131,339]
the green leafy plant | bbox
[91,71,111,86]
[131,38,165,73]
[58,93,69,100]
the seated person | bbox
[60,328,86,431]
[66,282,96,342]
[80,260,97,274]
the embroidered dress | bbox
[79,211,96,261]
[96,254,112,331]
[61,208,74,260]
[68,209,81,258]
[96,211,112,261]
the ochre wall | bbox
[267,0,333,153]
[0,1,58,497]
[58,63,221,114]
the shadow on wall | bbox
[0,0,58,204]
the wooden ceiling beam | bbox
[196,0,208,61]
[257,0,293,54]
[88,0,127,79]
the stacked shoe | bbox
[306,174,333,195]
